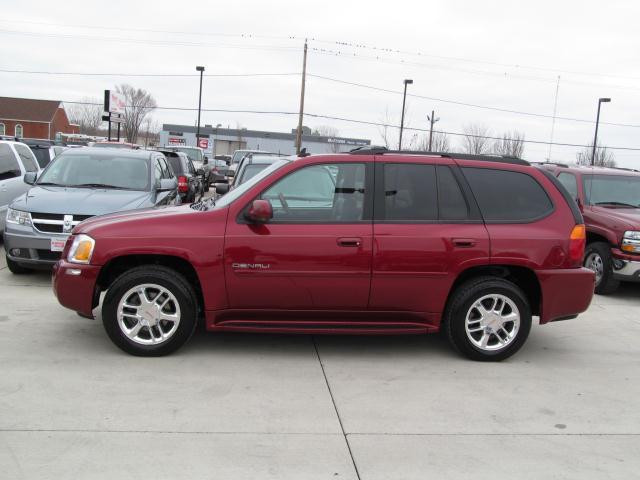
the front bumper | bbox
[52,260,101,317]
[537,267,595,324]
[3,226,67,269]
[611,248,640,282]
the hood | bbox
[592,206,640,229]
[10,186,151,215]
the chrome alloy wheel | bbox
[117,284,181,345]
[584,252,604,286]
[465,294,520,352]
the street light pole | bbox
[196,66,205,148]
[591,97,611,166]
[398,79,413,150]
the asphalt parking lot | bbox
[0,241,639,480]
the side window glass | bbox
[437,166,469,221]
[463,167,553,222]
[13,144,39,172]
[557,172,578,199]
[160,157,172,178]
[188,159,196,174]
[154,159,163,183]
[0,144,21,179]
[261,163,366,222]
[383,164,437,221]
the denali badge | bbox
[232,263,271,270]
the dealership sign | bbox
[198,138,209,149]
[168,137,186,146]
[104,90,126,115]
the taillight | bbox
[569,224,586,266]
[178,176,188,192]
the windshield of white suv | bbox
[583,174,640,207]
[170,147,203,164]
[214,159,289,208]
[37,153,150,191]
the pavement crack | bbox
[312,335,362,480]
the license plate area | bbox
[50,237,68,252]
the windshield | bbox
[583,174,640,207]
[37,153,150,190]
[239,164,270,185]
[171,147,202,163]
[214,160,289,207]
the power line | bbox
[307,74,640,128]
[61,100,640,152]
[0,69,300,78]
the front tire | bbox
[584,242,619,295]
[102,266,198,356]
[444,276,532,361]
[6,256,32,274]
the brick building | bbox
[0,96,79,140]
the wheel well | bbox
[446,265,542,316]
[96,255,204,313]
[586,231,610,246]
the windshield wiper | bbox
[595,201,638,208]
[36,182,67,187]
[72,183,129,190]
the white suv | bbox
[0,141,40,231]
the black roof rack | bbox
[536,161,569,168]
[348,146,530,166]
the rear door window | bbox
[0,144,21,179]
[166,156,182,175]
[437,166,470,221]
[382,164,438,221]
[557,172,578,199]
[13,144,39,172]
[462,167,553,222]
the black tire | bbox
[584,242,619,295]
[6,256,32,274]
[102,265,198,356]
[443,276,532,362]
[203,177,210,192]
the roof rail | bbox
[610,166,640,173]
[538,161,570,168]
[348,146,530,166]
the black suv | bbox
[158,149,204,203]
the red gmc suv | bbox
[541,164,640,294]
[52,150,595,361]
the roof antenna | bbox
[298,147,310,157]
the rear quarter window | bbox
[462,167,553,222]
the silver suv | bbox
[0,140,40,231]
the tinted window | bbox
[438,166,469,221]
[463,167,553,221]
[558,172,578,199]
[159,157,172,179]
[31,147,51,168]
[154,159,163,183]
[383,164,437,221]
[261,163,366,222]
[14,144,39,172]
[0,144,20,179]
[166,156,183,175]
[582,174,640,207]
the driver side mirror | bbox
[157,178,178,191]
[23,172,37,185]
[244,199,273,223]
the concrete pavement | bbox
[0,242,638,479]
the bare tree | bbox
[462,124,492,155]
[141,117,161,148]
[115,84,157,143]
[576,141,616,167]
[493,130,525,158]
[416,131,451,152]
[312,125,339,137]
[66,97,103,135]
[377,107,395,149]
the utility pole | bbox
[295,39,308,155]
[592,97,611,166]
[196,66,205,148]
[427,110,440,151]
[398,79,413,150]
[547,75,561,161]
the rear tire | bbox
[6,256,31,274]
[444,276,532,362]
[102,265,198,356]
[584,242,619,295]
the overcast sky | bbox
[1,0,639,166]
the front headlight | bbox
[622,231,640,253]
[6,208,32,226]
[67,234,95,264]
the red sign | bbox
[168,137,186,146]
[198,138,209,149]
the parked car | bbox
[540,163,640,294]
[0,140,40,232]
[227,149,269,179]
[3,147,178,273]
[20,138,66,168]
[52,149,594,360]
[157,149,203,203]
[163,146,211,190]
[215,154,283,195]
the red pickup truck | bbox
[53,151,595,361]
[541,164,640,294]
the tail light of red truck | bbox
[178,176,188,192]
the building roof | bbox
[0,97,62,123]
[162,124,370,146]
